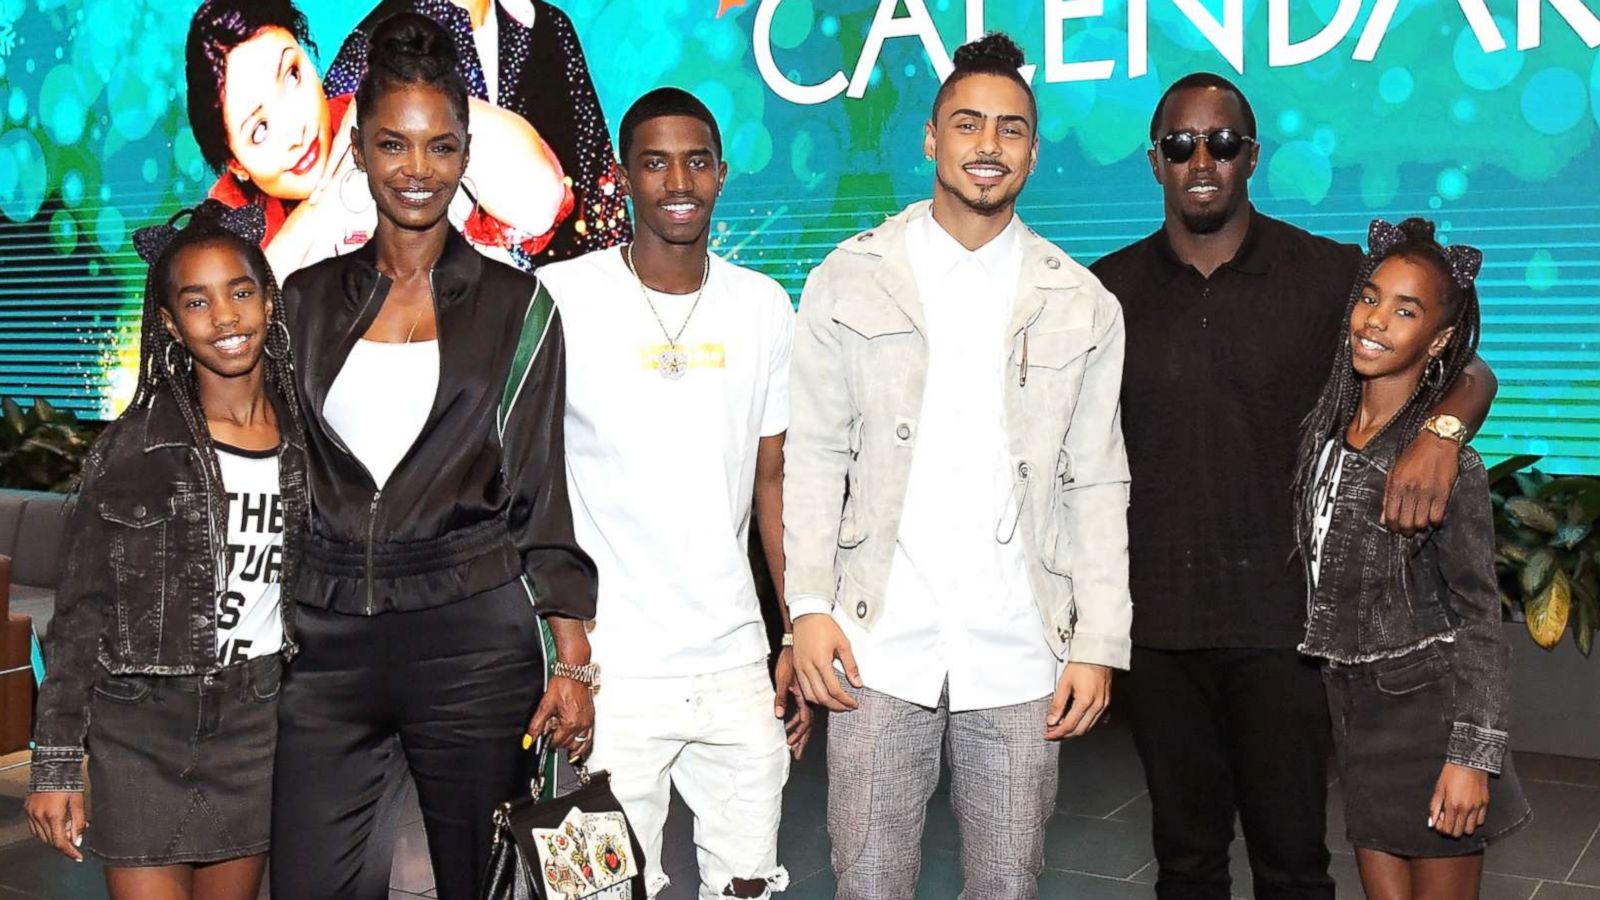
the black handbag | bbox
[480,745,649,900]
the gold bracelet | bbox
[552,661,600,688]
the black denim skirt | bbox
[1324,645,1530,858]
[84,654,281,866]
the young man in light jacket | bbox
[785,33,1133,900]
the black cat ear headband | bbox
[131,200,266,264]
[1366,218,1482,289]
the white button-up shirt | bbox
[827,207,1061,711]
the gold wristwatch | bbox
[1422,414,1468,444]
[552,661,601,691]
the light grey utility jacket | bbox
[784,201,1133,669]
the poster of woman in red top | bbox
[185,0,580,279]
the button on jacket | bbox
[785,200,1133,670]
[282,227,596,619]
[31,387,307,791]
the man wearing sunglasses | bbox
[1090,73,1499,900]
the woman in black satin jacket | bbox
[268,15,597,900]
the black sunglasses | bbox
[1155,129,1256,164]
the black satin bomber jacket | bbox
[281,228,596,619]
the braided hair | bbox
[126,202,303,533]
[1291,217,1482,560]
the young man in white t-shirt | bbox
[536,87,810,900]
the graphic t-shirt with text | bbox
[215,444,285,665]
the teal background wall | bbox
[0,0,1596,470]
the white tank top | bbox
[323,339,440,489]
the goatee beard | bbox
[937,171,1020,216]
[1180,205,1231,235]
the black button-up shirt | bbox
[1091,211,1362,649]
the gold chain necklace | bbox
[626,243,708,381]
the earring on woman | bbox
[264,319,292,361]
[164,341,193,379]
[339,166,374,214]
[461,175,481,219]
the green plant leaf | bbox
[1,397,24,435]
[0,394,103,491]
[1538,476,1599,499]
[1521,550,1557,596]
[1514,469,1553,499]
[1526,569,1572,650]
[1486,454,1543,487]
[1552,481,1600,526]
[1506,497,1561,534]
[1497,539,1531,566]
[17,436,74,460]
[1511,526,1546,548]
[1574,590,1597,657]
[1555,523,1594,550]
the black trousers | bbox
[270,582,544,900]
[1123,646,1335,900]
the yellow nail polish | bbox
[522,734,533,750]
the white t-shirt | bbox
[216,445,286,664]
[1309,440,1349,587]
[323,339,439,489]
[540,248,795,678]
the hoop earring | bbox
[460,175,481,218]
[339,166,373,214]
[164,341,193,379]
[264,319,291,361]
[1425,355,1445,386]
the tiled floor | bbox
[3,717,1598,900]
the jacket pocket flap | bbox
[834,303,915,340]
[97,495,175,528]
[1016,327,1095,369]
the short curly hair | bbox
[931,32,1037,128]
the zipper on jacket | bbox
[320,277,389,613]
[365,489,382,614]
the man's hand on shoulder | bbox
[1384,430,1460,536]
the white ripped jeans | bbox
[588,660,791,899]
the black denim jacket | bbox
[1299,434,1510,773]
[30,388,306,792]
